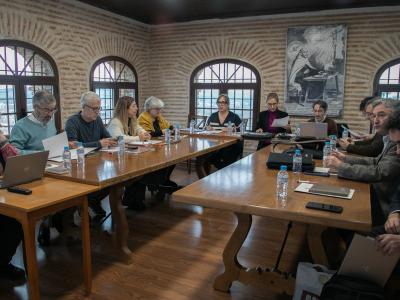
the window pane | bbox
[194,62,257,84]
[379,63,400,85]
[195,89,220,117]
[25,85,54,113]
[227,89,254,130]
[93,60,136,83]
[96,88,114,124]
[119,89,135,98]
[0,85,17,135]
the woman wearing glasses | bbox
[206,94,243,169]
[255,93,290,150]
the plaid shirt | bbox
[0,142,18,175]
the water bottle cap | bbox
[325,141,330,145]
[64,146,69,150]
[280,165,287,171]
[295,149,301,155]
[77,142,83,147]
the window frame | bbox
[373,58,400,99]
[190,59,261,130]
[0,39,61,131]
[89,56,138,119]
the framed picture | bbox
[285,24,347,116]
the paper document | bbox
[271,116,289,128]
[47,147,97,162]
[42,132,69,158]
[295,183,354,200]
[127,140,162,146]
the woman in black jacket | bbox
[255,93,290,150]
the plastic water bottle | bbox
[295,124,301,138]
[77,142,85,166]
[63,146,71,171]
[174,123,180,141]
[118,135,125,156]
[227,121,233,135]
[239,122,245,135]
[329,135,337,151]
[292,149,302,175]
[276,165,289,206]
[342,127,349,139]
[189,119,196,134]
[165,128,171,144]
[323,141,331,168]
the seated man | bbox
[10,90,59,246]
[326,99,400,225]
[65,91,117,218]
[338,97,384,157]
[308,100,338,136]
[0,129,24,282]
[10,90,57,153]
[138,96,173,137]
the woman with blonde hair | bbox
[107,96,150,142]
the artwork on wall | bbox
[285,24,347,116]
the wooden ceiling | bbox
[78,0,400,24]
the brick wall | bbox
[0,0,150,123]
[149,9,400,133]
[1,1,400,134]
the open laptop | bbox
[338,234,400,287]
[0,151,49,188]
[299,122,328,139]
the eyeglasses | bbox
[267,102,278,107]
[37,106,58,114]
[217,101,228,105]
[85,105,102,112]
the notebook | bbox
[309,184,351,198]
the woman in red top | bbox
[0,130,25,282]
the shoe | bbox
[0,264,26,283]
[37,223,50,246]
[89,201,106,218]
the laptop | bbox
[338,234,400,287]
[0,151,49,188]
[299,122,328,139]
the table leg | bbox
[195,154,211,179]
[307,225,329,266]
[80,196,92,295]
[21,216,40,300]
[109,183,132,262]
[213,213,252,292]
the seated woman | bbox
[0,129,24,282]
[255,93,290,150]
[138,96,173,137]
[206,94,243,169]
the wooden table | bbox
[172,146,371,295]
[46,136,237,262]
[0,177,99,300]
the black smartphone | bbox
[305,201,343,213]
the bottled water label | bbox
[276,166,289,206]
[165,129,171,144]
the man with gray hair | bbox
[65,91,116,148]
[327,99,400,224]
[10,90,57,153]
[65,91,116,218]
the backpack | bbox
[320,274,386,300]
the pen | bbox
[298,180,317,184]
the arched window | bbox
[0,40,60,134]
[374,58,400,100]
[90,56,138,124]
[190,59,261,130]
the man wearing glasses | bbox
[10,90,58,154]
[65,91,116,148]
[338,97,384,157]
[64,91,116,220]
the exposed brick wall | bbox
[0,0,150,124]
[149,9,400,133]
[1,1,400,136]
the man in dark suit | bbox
[255,93,290,150]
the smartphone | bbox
[305,201,343,213]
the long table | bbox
[172,146,371,295]
[45,136,237,262]
[0,178,99,300]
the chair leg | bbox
[187,159,192,174]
